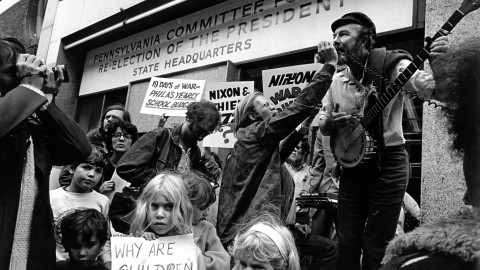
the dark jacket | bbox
[116,125,218,186]
[217,64,336,246]
[380,207,480,270]
[0,86,91,270]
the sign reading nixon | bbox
[140,77,205,117]
[262,63,324,125]
[202,81,254,148]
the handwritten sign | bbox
[112,234,197,270]
[262,63,323,126]
[202,81,254,148]
[140,78,205,116]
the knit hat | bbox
[331,12,376,36]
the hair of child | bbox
[129,172,193,237]
[182,170,216,210]
[70,146,108,172]
[60,208,108,251]
[230,214,300,270]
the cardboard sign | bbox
[262,63,324,126]
[202,81,254,148]
[111,234,197,270]
[140,78,205,116]
[103,170,130,202]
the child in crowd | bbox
[56,209,109,270]
[50,147,111,268]
[128,172,207,269]
[183,170,230,270]
[231,214,301,270]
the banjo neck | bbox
[360,9,467,129]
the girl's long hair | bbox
[129,173,193,236]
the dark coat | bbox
[380,207,480,270]
[0,86,91,270]
[116,125,220,187]
[217,64,336,246]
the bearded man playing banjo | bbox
[316,12,450,270]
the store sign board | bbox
[80,0,415,95]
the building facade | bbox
[37,0,470,221]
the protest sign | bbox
[112,234,197,270]
[140,77,205,116]
[202,81,254,148]
[262,63,323,126]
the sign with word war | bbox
[141,77,205,116]
[262,63,323,126]
[112,234,197,270]
[202,81,254,148]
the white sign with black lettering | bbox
[202,81,254,148]
[111,234,197,270]
[140,77,205,117]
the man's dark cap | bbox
[331,12,376,36]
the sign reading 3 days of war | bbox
[202,81,254,148]
[111,234,197,270]
[140,77,205,117]
[262,63,323,126]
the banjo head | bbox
[330,120,368,168]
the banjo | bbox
[330,0,480,168]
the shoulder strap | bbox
[364,47,387,92]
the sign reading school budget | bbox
[79,0,416,95]
[140,77,205,117]
[111,234,197,270]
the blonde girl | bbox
[231,215,300,270]
[129,173,193,239]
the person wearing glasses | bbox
[100,120,138,197]
[217,42,338,249]
[117,100,222,192]
[57,120,138,194]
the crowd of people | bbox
[1,10,479,270]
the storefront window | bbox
[76,88,128,132]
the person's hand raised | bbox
[316,41,338,66]
[16,54,48,90]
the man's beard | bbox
[336,40,364,66]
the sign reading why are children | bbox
[262,63,323,125]
[202,81,254,148]
[112,234,197,270]
[141,77,205,116]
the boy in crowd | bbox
[50,148,111,269]
[56,209,109,270]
